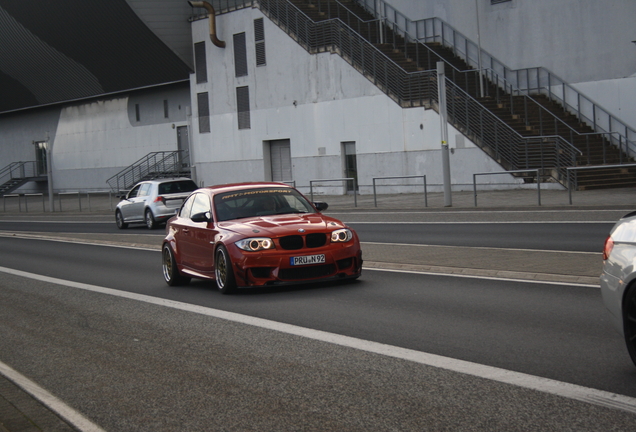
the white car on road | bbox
[601,211,636,366]
[115,178,197,229]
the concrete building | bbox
[1,0,634,198]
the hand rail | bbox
[566,164,636,205]
[473,170,541,207]
[309,178,357,207]
[372,175,427,207]
[106,150,190,192]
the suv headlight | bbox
[331,228,353,243]
[235,238,275,251]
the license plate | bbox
[290,254,326,266]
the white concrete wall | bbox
[384,0,636,84]
[51,96,189,191]
[190,8,523,195]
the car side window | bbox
[138,183,151,197]
[179,194,196,218]
[191,193,211,218]
[127,185,141,199]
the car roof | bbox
[202,182,294,194]
[138,178,195,185]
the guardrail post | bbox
[373,179,378,207]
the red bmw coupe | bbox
[162,182,362,293]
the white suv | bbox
[115,178,197,229]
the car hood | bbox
[217,213,347,237]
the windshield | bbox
[213,188,316,221]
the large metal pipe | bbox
[188,1,226,48]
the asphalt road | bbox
[0,236,632,397]
[0,218,613,252]
[1,210,635,431]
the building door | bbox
[342,141,358,192]
[34,141,47,176]
[270,140,292,182]
[177,126,190,168]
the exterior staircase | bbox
[280,0,636,190]
[0,161,47,196]
[244,0,636,190]
[106,150,191,193]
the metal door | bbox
[342,142,358,192]
[177,126,190,167]
[270,140,292,182]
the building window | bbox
[194,41,207,84]
[236,86,250,130]
[233,33,248,77]
[197,92,210,133]
[135,104,140,122]
[254,18,266,66]
[163,100,169,118]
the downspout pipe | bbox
[188,1,226,48]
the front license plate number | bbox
[290,254,326,266]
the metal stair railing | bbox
[194,0,585,185]
[106,150,190,192]
[354,0,636,160]
[446,79,582,186]
[256,0,581,182]
[0,161,41,195]
[487,73,628,165]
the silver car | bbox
[600,211,636,366]
[115,178,198,229]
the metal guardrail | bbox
[566,164,636,205]
[372,175,427,207]
[1,191,114,213]
[473,170,541,207]
[309,178,357,207]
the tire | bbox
[215,245,237,294]
[162,244,190,286]
[624,285,636,366]
[145,209,157,230]
[115,210,128,229]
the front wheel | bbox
[623,285,636,366]
[162,244,190,286]
[115,210,128,229]
[215,245,236,294]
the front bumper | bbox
[228,243,363,288]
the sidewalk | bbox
[2,186,636,215]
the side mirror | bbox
[191,211,212,223]
[314,202,329,212]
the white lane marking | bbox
[364,267,600,289]
[361,241,601,256]
[0,266,631,414]
[0,361,106,432]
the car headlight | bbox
[331,228,353,243]
[235,237,275,251]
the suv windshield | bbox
[214,188,316,221]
